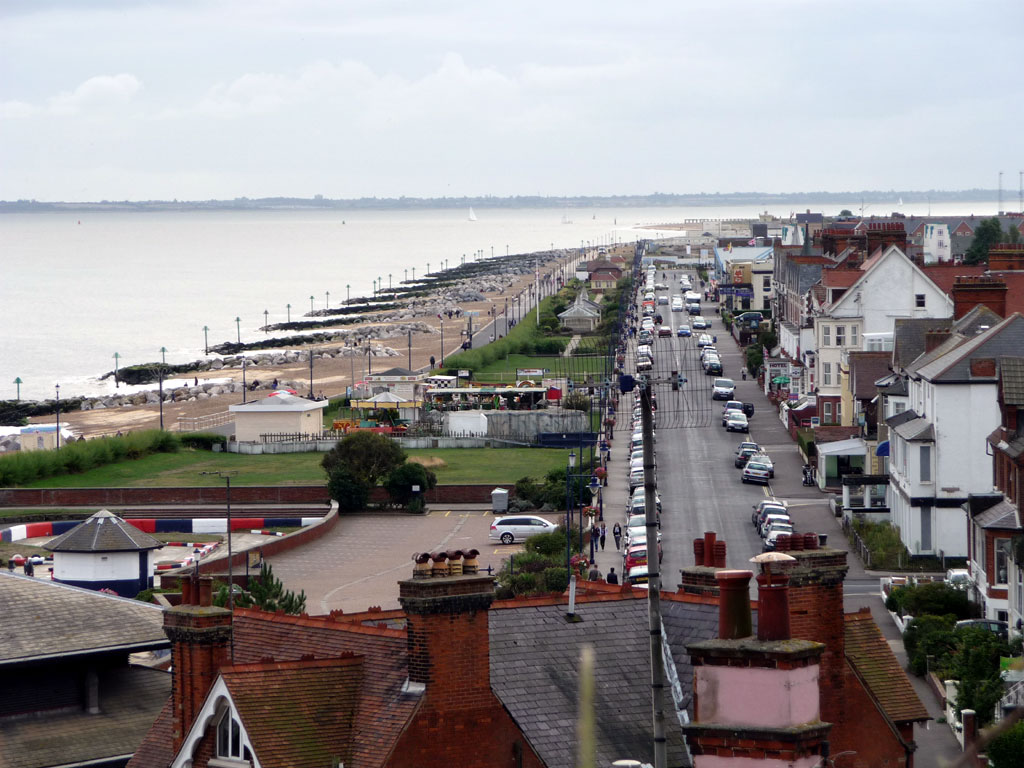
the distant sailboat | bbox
[561,209,572,225]
[898,197,904,206]
[468,207,478,222]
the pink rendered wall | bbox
[694,665,820,728]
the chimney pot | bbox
[803,532,819,550]
[463,548,480,574]
[693,538,705,566]
[430,552,449,578]
[715,569,753,640]
[181,575,193,605]
[713,541,727,568]
[775,534,792,552]
[756,570,792,641]
[413,552,432,579]
[703,532,717,566]
[447,550,464,576]
[198,575,213,607]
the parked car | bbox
[658,326,672,337]
[625,564,650,588]
[763,527,795,551]
[671,298,684,312]
[742,459,773,484]
[630,487,662,513]
[489,515,558,544]
[758,513,792,538]
[750,453,774,477]
[696,333,714,348]
[628,468,645,490]
[703,356,722,376]
[734,445,760,467]
[742,402,755,417]
[692,316,709,330]
[721,403,744,425]
[677,324,691,337]
[624,542,663,570]
[712,378,735,400]
[724,413,749,432]
[752,499,788,527]
[954,619,1008,638]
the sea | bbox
[0,201,1003,401]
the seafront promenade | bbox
[33,245,612,439]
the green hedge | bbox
[441,300,568,372]
[0,430,180,487]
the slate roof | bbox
[0,573,168,664]
[885,409,920,429]
[848,351,892,400]
[891,417,934,442]
[897,305,1003,377]
[44,509,163,553]
[999,357,1024,406]
[0,664,170,768]
[973,498,1020,530]
[915,314,1024,382]
[223,658,362,768]
[844,609,930,724]
[489,589,720,768]
[892,317,954,371]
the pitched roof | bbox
[44,509,163,553]
[898,305,1004,378]
[0,665,171,768]
[915,314,1024,382]
[973,497,1020,530]
[821,268,862,289]
[892,318,954,371]
[848,351,892,400]
[1000,357,1024,406]
[368,367,419,378]
[0,573,168,665]
[489,588,720,768]
[891,416,934,442]
[844,609,930,724]
[223,657,362,768]
[229,392,327,413]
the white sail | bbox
[468,207,477,222]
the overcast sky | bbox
[1,0,1021,202]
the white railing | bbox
[175,411,234,432]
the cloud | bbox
[46,73,142,116]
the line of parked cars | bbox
[751,498,794,551]
[622,395,665,587]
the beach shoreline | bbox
[29,246,611,439]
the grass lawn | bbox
[16,447,575,488]
[474,354,611,383]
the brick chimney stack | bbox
[398,550,494,711]
[988,243,1024,271]
[679,532,727,596]
[924,328,952,353]
[952,274,1007,319]
[163,574,232,754]
[682,568,831,764]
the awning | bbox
[875,440,890,457]
[771,376,791,385]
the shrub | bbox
[179,433,228,450]
[326,466,370,513]
[988,719,1024,767]
[523,529,568,558]
[509,572,538,594]
[903,614,957,676]
[543,567,569,593]
[383,462,437,507]
[900,581,975,621]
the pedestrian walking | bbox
[599,523,607,550]
[606,567,619,585]
[588,563,602,581]
[612,522,622,550]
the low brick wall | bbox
[0,484,515,508]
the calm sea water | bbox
[0,201,1000,400]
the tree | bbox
[327,465,370,512]
[321,430,406,486]
[562,391,591,412]
[383,462,437,507]
[213,563,306,615]
[839,209,853,217]
[1009,224,1021,245]
[988,719,1024,767]
[952,627,1012,726]
[965,217,1003,265]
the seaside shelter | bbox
[229,392,328,442]
[44,509,164,596]
[366,366,429,400]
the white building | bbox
[812,246,952,426]
[922,223,952,264]
[229,393,328,442]
[887,314,1024,557]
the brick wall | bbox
[835,662,909,768]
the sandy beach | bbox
[35,248,610,439]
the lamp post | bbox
[263,309,269,333]
[200,471,238,622]
[404,268,408,283]
[440,319,444,366]
[411,268,415,281]
[309,348,315,399]
[326,290,330,309]
[113,352,121,388]
[286,303,291,323]
[565,450,576,576]
[156,355,165,430]
[506,244,509,257]
[13,377,22,402]
[309,295,315,313]
[504,297,509,335]
[54,383,60,449]
[203,326,210,355]
[346,284,350,305]
[388,273,392,292]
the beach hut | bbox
[44,509,164,596]
[229,392,328,442]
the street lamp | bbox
[326,290,330,309]
[54,383,60,449]
[113,352,121,388]
[346,284,350,305]
[286,303,291,323]
[235,317,241,343]
[388,273,392,292]
[203,326,210,355]
[565,450,576,576]
[200,471,238,621]
[13,377,22,402]
[309,295,315,313]
[263,309,269,333]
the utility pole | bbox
[641,384,667,768]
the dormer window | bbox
[217,709,241,758]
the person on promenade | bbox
[599,523,607,550]
[612,522,622,550]
[588,563,602,581]
[606,566,619,585]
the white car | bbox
[489,515,558,544]
[725,412,749,432]
[671,298,684,312]
[696,333,713,348]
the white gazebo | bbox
[229,393,328,442]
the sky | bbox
[1,0,1022,202]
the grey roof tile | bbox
[999,357,1024,406]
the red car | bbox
[623,542,663,571]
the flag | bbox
[748,238,756,246]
